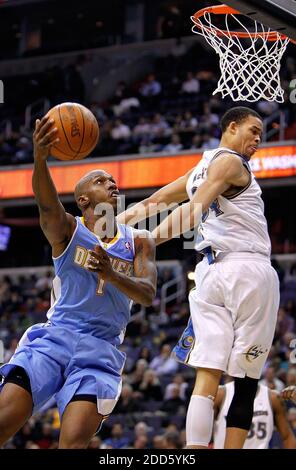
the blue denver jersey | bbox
[47,216,135,345]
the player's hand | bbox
[281,386,296,404]
[33,115,59,161]
[86,245,115,281]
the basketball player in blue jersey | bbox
[0,115,157,449]
[118,107,280,449]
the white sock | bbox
[186,395,214,447]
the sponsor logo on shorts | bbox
[181,335,194,349]
[243,345,268,363]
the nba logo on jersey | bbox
[125,241,131,251]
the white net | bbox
[191,10,290,102]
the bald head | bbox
[74,170,110,209]
[74,169,119,212]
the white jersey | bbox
[186,147,271,257]
[214,382,274,449]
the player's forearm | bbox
[152,200,202,246]
[32,158,61,212]
[117,180,186,226]
[117,198,151,225]
[117,196,168,226]
[110,271,155,306]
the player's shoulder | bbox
[210,151,244,170]
[208,151,247,183]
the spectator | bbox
[277,307,295,337]
[149,344,178,376]
[114,384,140,414]
[162,430,183,449]
[150,114,171,138]
[260,366,285,391]
[161,384,185,414]
[111,119,131,140]
[190,134,202,150]
[103,423,130,449]
[133,435,149,449]
[113,96,140,117]
[133,117,151,139]
[140,74,162,97]
[164,373,188,400]
[181,72,200,94]
[12,137,32,164]
[138,369,163,401]
[4,338,18,363]
[257,100,279,116]
[127,358,148,391]
[201,133,220,150]
[163,134,183,153]
[152,434,166,449]
[87,436,102,449]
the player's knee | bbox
[59,429,92,449]
[226,377,258,430]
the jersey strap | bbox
[199,246,217,264]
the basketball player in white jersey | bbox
[214,379,296,449]
[117,106,280,449]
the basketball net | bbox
[191,5,292,102]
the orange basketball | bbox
[46,102,99,161]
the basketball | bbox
[46,102,99,161]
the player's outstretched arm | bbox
[86,231,157,306]
[270,390,296,449]
[116,168,193,226]
[32,115,76,256]
[151,154,247,245]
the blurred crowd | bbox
[0,260,296,449]
[1,42,295,166]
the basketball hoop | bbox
[191,4,295,102]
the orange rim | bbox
[192,4,294,43]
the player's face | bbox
[87,171,120,210]
[235,116,263,159]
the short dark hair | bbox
[220,107,262,134]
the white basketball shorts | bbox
[186,252,280,379]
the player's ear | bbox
[228,121,238,135]
[78,194,89,209]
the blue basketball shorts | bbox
[0,323,125,417]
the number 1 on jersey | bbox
[97,277,105,295]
